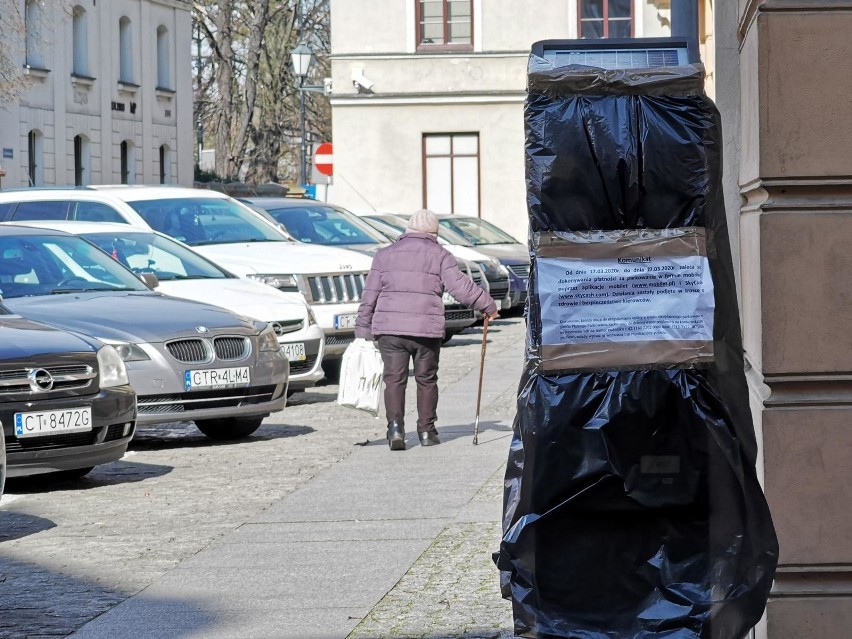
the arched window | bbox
[120,140,135,184]
[72,6,88,76]
[74,135,91,186]
[25,0,44,68]
[156,25,170,89]
[119,17,133,83]
[159,145,171,184]
[27,130,44,186]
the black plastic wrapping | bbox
[495,57,778,638]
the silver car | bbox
[0,225,289,440]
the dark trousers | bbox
[376,334,442,432]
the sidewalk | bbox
[68,323,523,639]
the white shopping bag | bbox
[337,338,384,416]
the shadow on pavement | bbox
[0,555,217,639]
[0,511,56,543]
[5,459,174,494]
[129,422,314,451]
[359,420,511,448]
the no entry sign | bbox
[314,142,333,176]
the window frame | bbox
[577,0,634,39]
[27,130,43,187]
[421,132,481,217]
[415,0,474,52]
[72,5,89,77]
[119,16,134,84]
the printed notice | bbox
[537,255,715,346]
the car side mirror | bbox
[139,272,159,289]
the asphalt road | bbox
[0,317,524,639]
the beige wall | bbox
[718,1,852,636]
[331,100,527,241]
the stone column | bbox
[737,1,852,636]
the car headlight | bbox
[247,273,299,292]
[97,345,130,388]
[258,325,281,352]
[102,339,151,362]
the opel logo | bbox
[28,368,54,392]
[271,322,284,336]
[196,326,209,334]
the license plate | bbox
[185,367,251,391]
[334,313,358,330]
[14,407,93,438]
[282,342,306,362]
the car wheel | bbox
[195,416,264,440]
[323,359,342,383]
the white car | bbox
[0,187,374,363]
[11,221,326,392]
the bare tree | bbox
[193,0,330,183]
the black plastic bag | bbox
[495,54,778,639]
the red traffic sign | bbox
[314,142,333,176]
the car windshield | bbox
[438,217,518,245]
[369,215,475,247]
[83,232,228,281]
[0,234,149,297]
[126,197,287,246]
[263,205,385,246]
[362,217,402,241]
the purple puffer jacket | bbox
[355,232,498,339]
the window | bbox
[11,201,70,222]
[25,0,44,68]
[156,25,170,89]
[71,202,125,223]
[72,6,88,76]
[119,17,133,83]
[579,0,632,38]
[120,140,135,184]
[27,130,44,186]
[422,133,479,216]
[74,135,90,186]
[416,0,472,50]
[159,145,171,184]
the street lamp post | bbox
[290,43,313,187]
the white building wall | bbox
[329,0,672,240]
[0,0,191,189]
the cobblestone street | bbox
[0,318,523,639]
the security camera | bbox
[352,74,374,92]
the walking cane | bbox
[473,315,490,445]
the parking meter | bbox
[495,38,778,638]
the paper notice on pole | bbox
[534,228,715,371]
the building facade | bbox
[0,0,193,189]
[717,1,852,637]
[329,0,679,242]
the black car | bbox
[0,308,136,479]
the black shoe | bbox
[419,430,441,446]
[387,421,405,451]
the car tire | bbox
[195,416,264,440]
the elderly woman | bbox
[355,209,499,450]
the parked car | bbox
[363,213,513,310]
[0,225,288,440]
[0,307,136,479]
[0,412,5,494]
[21,221,325,393]
[245,198,478,339]
[433,214,530,307]
[0,187,373,364]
